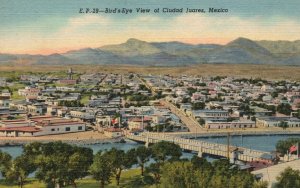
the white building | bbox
[0,116,86,137]
[256,117,300,128]
[205,120,255,129]
[103,128,123,138]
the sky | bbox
[1,0,300,55]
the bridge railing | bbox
[126,133,270,161]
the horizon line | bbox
[2,37,300,56]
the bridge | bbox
[126,132,275,163]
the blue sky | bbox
[1,0,300,54]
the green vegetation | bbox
[58,100,84,107]
[80,95,90,105]
[198,118,206,125]
[0,141,267,188]
[278,121,289,130]
[251,102,276,115]
[276,167,300,188]
[144,124,174,132]
[24,142,93,188]
[194,82,206,86]
[192,102,205,110]
[277,103,292,116]
[276,138,300,155]
[11,91,25,100]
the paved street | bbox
[160,99,202,132]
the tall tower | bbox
[68,68,73,79]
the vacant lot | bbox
[0,64,299,80]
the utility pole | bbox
[297,142,299,159]
[227,132,230,159]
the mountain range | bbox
[1,37,300,66]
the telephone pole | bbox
[227,132,230,159]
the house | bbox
[27,104,45,115]
[103,128,123,138]
[47,106,65,116]
[0,119,39,137]
[0,107,26,119]
[1,90,11,97]
[128,117,151,130]
[57,79,77,85]
[30,116,86,136]
[0,96,10,107]
[18,87,41,97]
[152,115,166,124]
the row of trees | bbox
[0,141,270,188]
[0,142,93,188]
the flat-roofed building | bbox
[32,116,86,136]
[193,109,229,121]
[103,128,123,138]
[205,120,255,129]
[0,96,10,107]
[0,116,86,137]
[256,117,300,128]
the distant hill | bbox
[1,37,300,66]
[257,40,300,55]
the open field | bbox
[0,169,151,188]
[0,64,300,81]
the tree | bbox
[135,146,152,176]
[228,171,255,188]
[90,151,114,188]
[192,102,205,110]
[151,141,182,164]
[198,118,206,126]
[276,167,300,188]
[253,181,268,188]
[276,138,300,155]
[191,156,213,188]
[160,161,200,188]
[65,147,93,188]
[25,141,93,188]
[148,141,182,183]
[277,103,292,116]
[106,148,136,186]
[278,121,289,130]
[5,154,35,188]
[0,151,12,178]
[208,159,254,188]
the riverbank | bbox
[167,127,300,138]
[0,131,123,146]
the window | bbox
[51,128,55,131]
[65,127,70,131]
[78,126,82,130]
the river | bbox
[0,134,299,159]
[197,134,300,152]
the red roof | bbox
[129,117,151,122]
[1,119,27,123]
[29,116,84,126]
[0,126,41,132]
